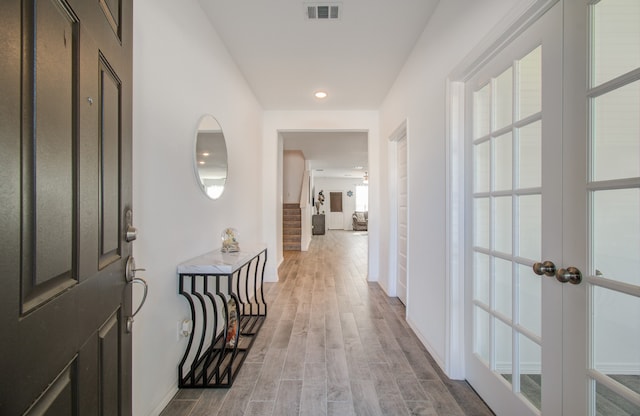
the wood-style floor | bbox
[160,231,494,416]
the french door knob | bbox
[533,261,556,277]
[556,267,582,285]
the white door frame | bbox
[388,120,408,300]
[445,0,560,382]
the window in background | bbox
[356,185,368,212]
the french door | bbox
[465,4,563,414]
[465,1,640,414]
[564,0,640,414]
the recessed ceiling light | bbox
[202,152,210,157]
[314,91,328,99]
[353,166,364,170]
[198,161,205,165]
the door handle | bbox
[533,261,556,277]
[126,277,148,333]
[556,267,582,285]
[124,255,149,333]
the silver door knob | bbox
[556,267,582,285]
[533,261,556,277]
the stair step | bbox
[283,203,301,251]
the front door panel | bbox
[0,0,133,414]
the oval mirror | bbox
[194,115,228,199]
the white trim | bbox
[147,385,178,416]
[387,142,398,297]
[387,119,408,299]
[450,0,560,82]
[407,315,447,373]
[445,80,466,380]
[388,121,407,143]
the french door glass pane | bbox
[520,334,542,410]
[494,196,512,254]
[518,264,541,337]
[494,132,513,191]
[495,318,513,383]
[494,67,513,131]
[475,140,491,192]
[592,0,640,87]
[518,46,542,120]
[494,258,512,319]
[474,197,490,249]
[592,286,640,398]
[518,121,542,189]
[474,252,490,306]
[475,306,491,363]
[592,81,640,182]
[474,84,491,139]
[518,195,541,261]
[592,188,640,286]
[595,380,640,415]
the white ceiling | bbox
[198,0,439,176]
[198,0,439,111]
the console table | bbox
[312,214,325,235]
[177,244,267,388]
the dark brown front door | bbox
[0,0,133,414]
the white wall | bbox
[283,150,305,204]
[132,0,263,414]
[314,178,364,230]
[262,111,379,282]
[378,0,529,374]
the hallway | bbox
[161,231,492,416]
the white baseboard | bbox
[406,315,447,375]
[375,280,392,298]
[147,384,178,416]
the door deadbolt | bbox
[125,209,137,242]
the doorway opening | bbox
[280,131,369,269]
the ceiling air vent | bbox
[306,3,340,20]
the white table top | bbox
[177,243,267,275]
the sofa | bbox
[352,211,368,231]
